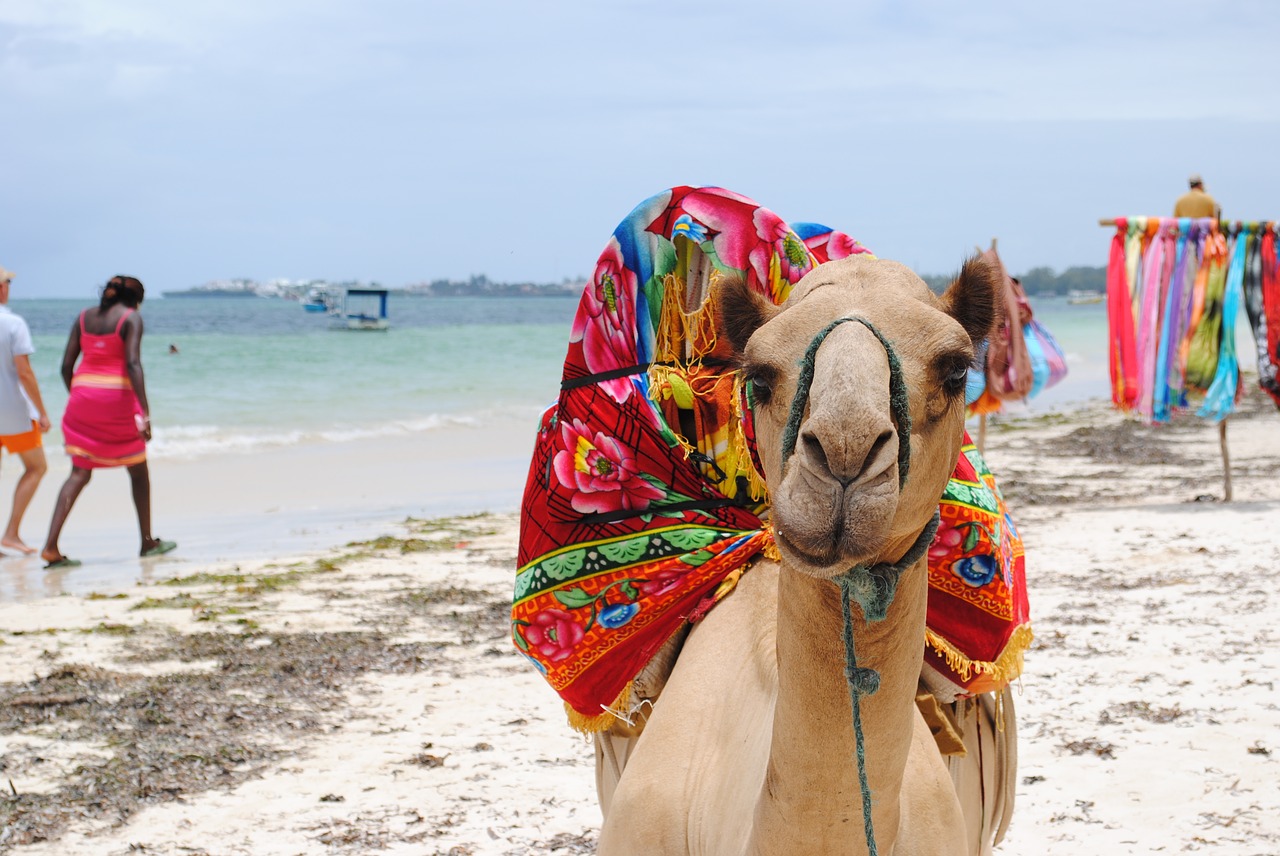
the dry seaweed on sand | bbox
[0,631,428,847]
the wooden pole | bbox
[977,413,987,454]
[1100,217,1276,233]
[1219,419,1233,502]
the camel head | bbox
[720,253,999,579]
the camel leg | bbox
[593,624,688,818]
[945,687,1018,855]
[595,732,638,818]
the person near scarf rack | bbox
[1175,174,1221,219]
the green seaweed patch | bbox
[160,567,333,597]
[130,594,204,611]
[235,572,305,595]
[84,592,129,601]
[78,622,136,636]
[344,534,452,554]
[161,570,253,588]
[9,628,60,637]
[401,512,500,540]
[193,605,251,623]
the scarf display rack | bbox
[966,238,1070,453]
[1098,217,1280,501]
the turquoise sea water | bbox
[15,296,580,459]
[12,294,1260,457]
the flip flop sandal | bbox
[44,556,82,569]
[142,539,178,557]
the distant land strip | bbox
[165,266,1106,299]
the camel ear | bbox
[939,255,1001,346]
[716,275,780,356]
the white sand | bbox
[2,396,1279,854]
[0,416,536,601]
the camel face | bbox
[722,254,999,579]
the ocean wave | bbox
[146,407,544,459]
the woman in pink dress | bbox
[41,276,176,568]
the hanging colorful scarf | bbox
[982,249,1034,400]
[1185,227,1229,391]
[1260,227,1280,407]
[1107,218,1139,410]
[1168,220,1206,412]
[513,186,1030,729]
[1153,220,1191,422]
[1240,223,1278,407]
[1199,228,1249,421]
[1124,217,1148,322]
[1135,222,1171,422]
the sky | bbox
[3,0,1278,298]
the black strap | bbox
[574,496,754,526]
[561,363,651,390]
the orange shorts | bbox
[0,421,43,454]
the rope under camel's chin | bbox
[777,315,936,856]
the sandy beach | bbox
[2,388,1279,855]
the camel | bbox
[595,253,1005,856]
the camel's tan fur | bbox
[596,254,1006,856]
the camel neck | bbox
[750,556,929,855]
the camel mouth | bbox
[771,479,897,578]
[771,526,841,573]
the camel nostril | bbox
[803,425,897,488]
[801,430,829,475]
[863,429,895,480]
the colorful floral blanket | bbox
[513,186,1030,730]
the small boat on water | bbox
[1067,289,1105,305]
[303,287,333,313]
[330,288,390,330]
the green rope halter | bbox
[777,315,941,856]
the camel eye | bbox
[938,355,970,397]
[742,364,777,407]
[746,376,772,407]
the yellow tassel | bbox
[762,527,780,561]
[924,623,1034,688]
[644,365,700,461]
[654,274,685,363]
[730,375,769,502]
[654,271,723,365]
[565,682,635,734]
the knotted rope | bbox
[777,316,940,856]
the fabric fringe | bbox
[924,623,1034,689]
[731,375,770,502]
[654,272,720,364]
[646,364,698,458]
[565,681,635,734]
[649,272,769,506]
[762,528,780,561]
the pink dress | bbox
[62,310,146,469]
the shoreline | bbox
[0,417,537,603]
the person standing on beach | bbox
[1174,174,1221,219]
[41,275,176,568]
[0,266,52,555]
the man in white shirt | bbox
[0,266,51,555]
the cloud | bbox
[2,0,1279,293]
